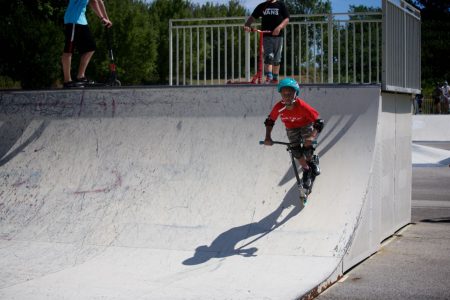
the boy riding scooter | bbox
[263,77,324,190]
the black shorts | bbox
[63,24,96,54]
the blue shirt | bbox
[64,0,89,25]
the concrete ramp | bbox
[0,86,404,299]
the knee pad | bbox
[288,143,303,159]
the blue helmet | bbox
[277,77,300,94]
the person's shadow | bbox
[182,184,302,265]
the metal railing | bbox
[169,0,420,93]
[382,0,421,93]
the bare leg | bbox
[264,64,273,74]
[61,53,73,83]
[298,156,309,171]
[77,51,94,79]
[273,65,280,77]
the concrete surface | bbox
[412,144,450,167]
[0,85,409,299]
[317,143,450,299]
[412,115,450,142]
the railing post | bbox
[169,19,173,86]
[245,30,251,81]
[327,13,333,83]
[403,6,407,89]
[382,0,387,91]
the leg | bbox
[273,65,280,76]
[77,50,95,80]
[264,63,273,82]
[73,24,96,81]
[303,136,320,175]
[297,156,309,171]
[263,37,274,82]
[286,127,316,189]
[299,155,313,190]
[61,52,73,83]
[271,37,283,82]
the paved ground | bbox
[317,143,450,300]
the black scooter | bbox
[104,27,121,86]
[260,139,319,205]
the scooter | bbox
[104,27,121,86]
[259,139,319,205]
[81,27,121,88]
[227,29,272,85]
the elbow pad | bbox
[314,119,324,133]
[264,117,275,127]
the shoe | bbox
[76,77,95,85]
[63,81,84,89]
[265,76,272,84]
[270,79,279,84]
[309,161,320,176]
[302,168,312,189]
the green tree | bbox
[284,0,331,15]
[407,0,450,89]
[148,0,194,83]
[151,0,247,83]
[281,0,332,81]
[0,1,66,89]
[89,0,158,84]
[342,5,382,83]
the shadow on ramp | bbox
[183,184,302,265]
[0,119,48,166]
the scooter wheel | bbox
[301,196,308,205]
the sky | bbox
[189,0,381,13]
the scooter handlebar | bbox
[259,140,290,146]
[252,29,272,34]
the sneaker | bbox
[309,161,320,176]
[270,79,279,84]
[63,81,84,89]
[302,168,312,189]
[76,77,95,85]
[265,76,272,84]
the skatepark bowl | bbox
[0,85,411,299]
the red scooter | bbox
[227,29,272,84]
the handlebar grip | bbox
[259,140,291,146]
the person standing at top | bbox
[432,83,443,114]
[243,0,290,84]
[414,93,423,114]
[61,0,112,88]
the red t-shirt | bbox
[268,98,319,129]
